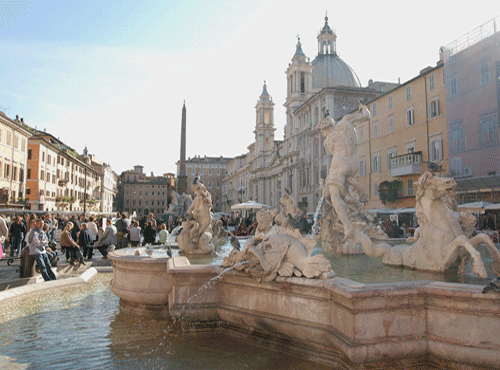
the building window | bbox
[27,168,31,179]
[372,102,378,117]
[373,124,378,138]
[359,159,366,176]
[372,154,381,173]
[42,152,45,162]
[429,99,440,118]
[450,74,458,98]
[388,95,393,110]
[388,117,394,133]
[408,179,414,196]
[387,150,396,170]
[191,169,195,175]
[406,85,411,101]
[359,128,364,143]
[27,149,32,160]
[429,139,443,161]
[478,113,498,146]
[479,61,490,85]
[406,108,414,126]
[429,73,435,91]
[450,156,462,177]
[449,119,465,152]
[41,170,44,181]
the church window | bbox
[300,72,305,93]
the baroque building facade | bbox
[221,17,393,214]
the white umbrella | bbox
[231,200,272,211]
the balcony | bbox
[391,151,423,177]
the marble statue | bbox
[222,204,332,282]
[273,191,300,230]
[166,190,193,220]
[316,104,382,254]
[356,171,500,278]
[177,178,214,254]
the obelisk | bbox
[177,101,188,194]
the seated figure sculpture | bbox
[177,178,214,255]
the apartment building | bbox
[357,58,447,209]
[118,165,175,217]
[0,113,32,206]
[26,132,99,212]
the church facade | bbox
[222,16,391,214]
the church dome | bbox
[311,16,360,90]
[311,54,360,89]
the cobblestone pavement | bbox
[0,251,112,290]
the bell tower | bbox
[254,81,275,167]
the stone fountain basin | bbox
[109,250,500,369]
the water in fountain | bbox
[169,261,248,327]
[311,196,324,237]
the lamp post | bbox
[83,146,89,215]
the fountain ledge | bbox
[109,254,500,369]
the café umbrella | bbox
[231,200,272,211]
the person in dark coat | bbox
[388,221,402,238]
[78,223,93,260]
[68,215,80,242]
[9,216,25,256]
[143,221,156,245]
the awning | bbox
[231,200,272,211]
[455,174,500,192]
[366,207,416,214]
[457,201,494,214]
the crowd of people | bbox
[0,211,172,281]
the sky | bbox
[1,0,499,176]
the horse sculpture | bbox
[357,171,500,278]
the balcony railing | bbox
[391,151,423,177]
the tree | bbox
[378,180,402,205]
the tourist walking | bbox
[60,222,85,265]
[95,219,117,259]
[0,213,8,255]
[27,219,57,281]
[115,212,131,249]
[9,216,25,256]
